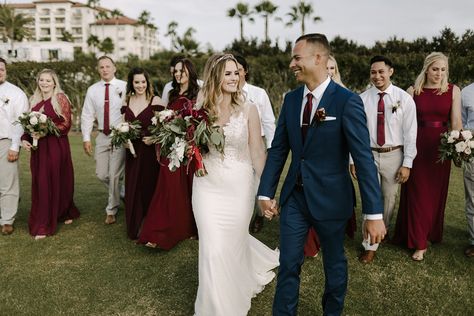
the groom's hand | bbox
[364,219,386,245]
[258,199,279,220]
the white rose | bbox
[450,130,460,139]
[29,116,38,125]
[447,136,456,143]
[119,123,130,133]
[455,141,467,153]
[159,110,174,122]
[469,140,474,148]
[465,146,472,155]
[461,130,473,140]
[39,114,47,123]
[151,116,158,126]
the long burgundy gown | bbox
[138,97,197,249]
[27,94,80,236]
[393,85,453,250]
[122,102,162,240]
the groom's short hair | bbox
[296,33,331,55]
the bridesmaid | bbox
[138,58,200,249]
[21,69,79,239]
[122,67,163,240]
[393,52,462,261]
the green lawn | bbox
[0,134,472,315]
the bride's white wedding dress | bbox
[192,102,279,316]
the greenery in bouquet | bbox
[148,101,225,176]
[16,111,60,148]
[110,121,142,157]
[439,129,474,167]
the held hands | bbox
[364,219,387,245]
[258,199,279,220]
[7,149,19,162]
[83,141,93,156]
[395,166,410,184]
[21,140,33,152]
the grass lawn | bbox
[0,134,472,315]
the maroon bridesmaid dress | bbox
[122,101,162,240]
[138,97,197,249]
[393,85,453,250]
[27,94,79,236]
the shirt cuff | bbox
[258,196,271,200]
[83,134,91,142]
[9,143,20,152]
[402,158,413,168]
[363,214,383,220]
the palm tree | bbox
[227,2,254,41]
[175,27,199,56]
[87,34,100,54]
[99,37,114,54]
[87,0,100,8]
[0,4,34,57]
[110,9,123,54]
[286,0,322,35]
[165,21,178,51]
[254,1,278,42]
[95,10,109,38]
[137,10,157,59]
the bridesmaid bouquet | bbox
[110,121,142,158]
[17,111,60,149]
[148,101,225,176]
[439,129,474,167]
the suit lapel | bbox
[303,80,337,149]
[289,86,305,149]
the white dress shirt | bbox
[81,77,127,142]
[462,83,474,129]
[359,84,417,168]
[0,81,29,151]
[301,76,331,124]
[242,82,276,148]
[161,81,173,106]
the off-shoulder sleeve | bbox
[56,93,72,135]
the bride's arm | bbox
[248,103,266,178]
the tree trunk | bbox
[264,16,269,42]
[301,17,305,35]
[240,18,244,41]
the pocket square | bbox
[324,116,337,121]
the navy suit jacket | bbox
[258,80,383,221]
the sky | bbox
[7,0,474,50]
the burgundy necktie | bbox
[377,92,386,146]
[103,83,110,136]
[302,93,313,142]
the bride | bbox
[192,53,279,315]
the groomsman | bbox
[351,55,417,263]
[461,82,474,257]
[0,57,29,235]
[81,56,126,224]
[234,54,276,233]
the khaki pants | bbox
[95,133,125,215]
[463,162,474,245]
[0,139,19,226]
[362,148,403,251]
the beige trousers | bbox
[95,133,125,215]
[0,139,20,225]
[362,148,403,251]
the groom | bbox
[258,33,385,315]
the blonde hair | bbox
[30,69,65,117]
[413,52,449,95]
[199,53,243,119]
[328,55,345,87]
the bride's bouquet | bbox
[17,111,60,149]
[110,121,142,158]
[439,129,474,167]
[148,101,225,176]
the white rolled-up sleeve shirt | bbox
[462,83,474,129]
[81,78,127,142]
[0,81,29,152]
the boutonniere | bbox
[116,87,123,98]
[391,101,401,113]
[314,107,326,125]
[1,96,10,106]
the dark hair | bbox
[97,55,115,66]
[370,55,393,68]
[169,54,185,67]
[169,58,200,104]
[296,33,331,54]
[0,57,6,67]
[126,67,154,102]
[233,54,249,81]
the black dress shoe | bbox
[250,215,264,233]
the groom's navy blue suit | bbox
[258,80,383,315]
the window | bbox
[55,17,65,24]
[40,18,50,24]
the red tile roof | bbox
[93,16,138,26]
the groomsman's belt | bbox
[98,129,111,136]
[371,145,403,153]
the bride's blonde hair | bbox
[199,53,243,119]
[29,69,65,118]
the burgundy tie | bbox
[377,92,386,146]
[103,83,110,136]
[302,93,313,142]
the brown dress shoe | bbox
[359,250,376,264]
[2,224,14,235]
[105,214,116,225]
[250,215,264,233]
[464,245,474,257]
